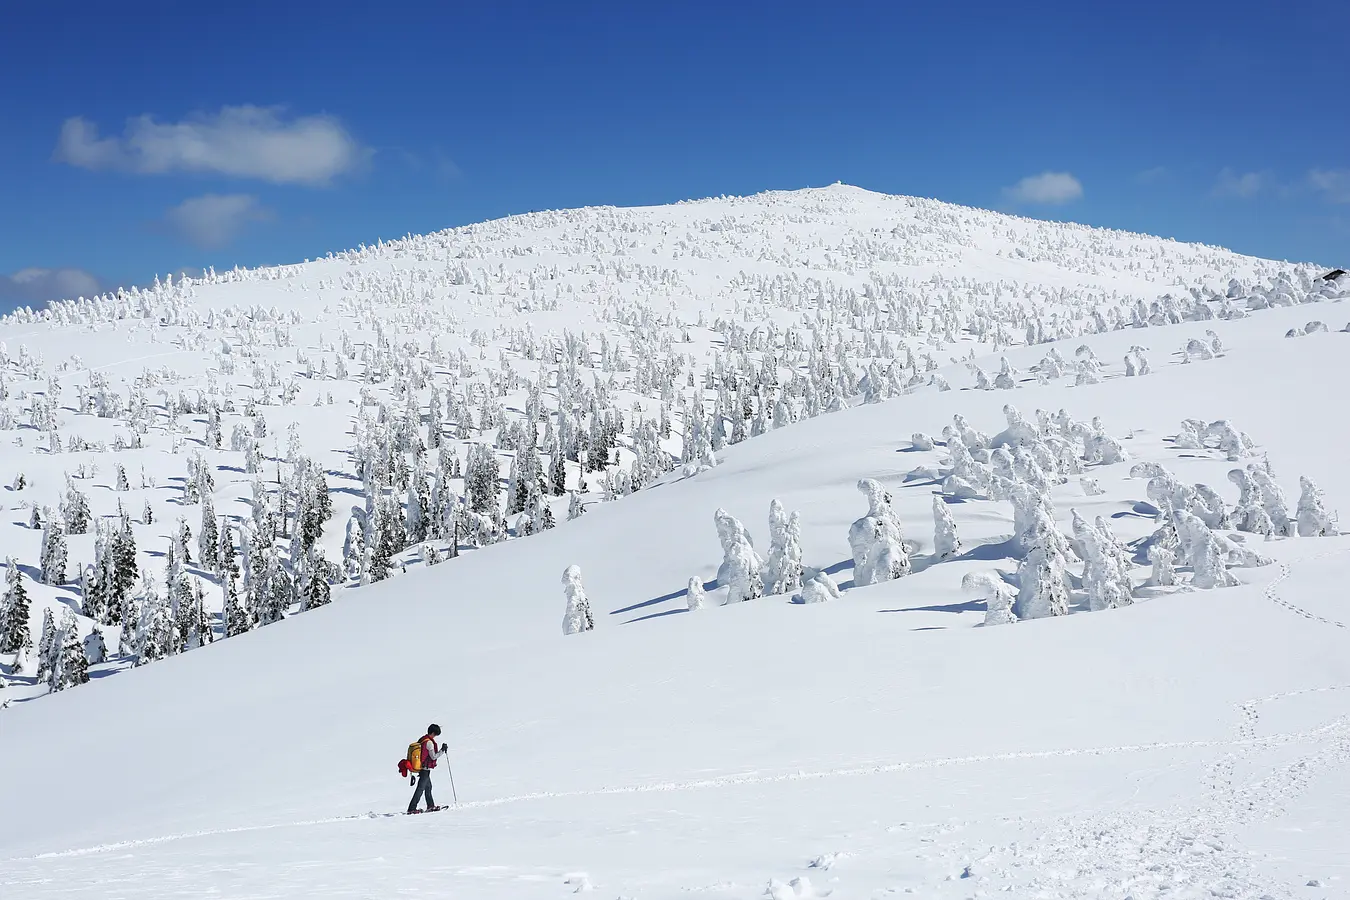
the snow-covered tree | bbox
[61,477,92,535]
[220,522,250,637]
[1296,476,1337,537]
[932,495,960,560]
[49,611,89,691]
[764,500,803,595]
[464,443,501,516]
[848,479,910,587]
[714,507,764,603]
[963,571,1016,626]
[1015,510,1072,619]
[301,551,333,610]
[0,559,33,655]
[1148,544,1176,587]
[198,493,219,573]
[83,626,107,666]
[39,516,67,585]
[1072,509,1133,611]
[686,577,707,611]
[795,568,842,604]
[35,608,58,682]
[1174,511,1240,589]
[561,564,595,635]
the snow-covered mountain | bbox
[2,185,1349,898]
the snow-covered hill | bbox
[2,185,1349,898]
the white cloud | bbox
[0,267,104,311]
[1002,171,1083,205]
[164,193,272,248]
[1135,166,1168,185]
[1309,168,1350,204]
[55,105,367,185]
[1212,168,1264,199]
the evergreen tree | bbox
[133,576,175,666]
[108,511,138,626]
[39,516,67,585]
[302,551,333,610]
[198,493,219,573]
[406,464,429,544]
[51,612,89,691]
[0,559,33,655]
[35,608,57,681]
[464,443,500,516]
[219,522,250,638]
[549,438,567,495]
[83,626,107,665]
[176,517,193,566]
[61,476,92,535]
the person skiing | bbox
[407,724,448,814]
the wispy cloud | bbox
[1309,169,1350,204]
[55,105,368,186]
[164,194,273,248]
[1002,171,1083,205]
[1212,168,1264,199]
[0,267,104,311]
[1135,166,1168,185]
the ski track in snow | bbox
[10,718,1350,864]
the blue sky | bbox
[2,0,1347,312]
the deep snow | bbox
[2,185,1349,898]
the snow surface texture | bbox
[3,184,1350,897]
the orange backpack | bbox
[397,735,428,779]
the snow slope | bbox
[2,186,1350,898]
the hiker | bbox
[407,724,448,814]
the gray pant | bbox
[408,768,435,812]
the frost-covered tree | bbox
[0,559,33,655]
[714,507,765,603]
[61,477,91,534]
[1015,510,1072,620]
[1073,510,1133,611]
[686,577,707,610]
[848,479,910,586]
[198,493,219,573]
[35,608,58,682]
[133,575,176,666]
[795,567,842,604]
[342,511,366,582]
[932,495,960,560]
[219,522,250,637]
[47,611,88,692]
[83,626,107,666]
[1174,511,1240,589]
[567,490,586,521]
[1245,462,1291,535]
[1148,544,1176,587]
[1296,476,1337,537]
[301,551,333,610]
[464,443,501,516]
[561,564,595,635]
[764,500,804,595]
[39,516,67,585]
[963,571,1016,626]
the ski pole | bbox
[447,759,459,805]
